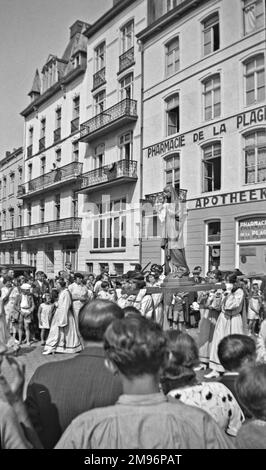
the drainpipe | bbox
[138,38,144,265]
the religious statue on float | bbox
[154,185,190,280]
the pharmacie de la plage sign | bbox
[146,105,266,158]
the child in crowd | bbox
[168,292,186,332]
[97,281,116,302]
[256,310,266,363]
[248,283,262,336]
[37,293,55,346]
[18,283,35,346]
[236,364,266,449]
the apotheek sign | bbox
[239,218,266,241]
[193,187,266,209]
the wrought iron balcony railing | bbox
[71,117,80,133]
[93,67,106,90]
[119,47,134,73]
[80,99,137,141]
[80,159,137,191]
[17,162,83,197]
[54,127,61,143]
[27,145,33,159]
[0,217,82,240]
[144,188,187,204]
[39,137,46,152]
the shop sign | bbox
[239,218,266,241]
[2,231,15,240]
[146,106,266,158]
[194,187,266,209]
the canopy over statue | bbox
[155,185,189,277]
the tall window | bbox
[95,42,105,72]
[18,167,23,183]
[29,127,33,146]
[73,96,80,120]
[27,203,32,226]
[93,198,126,249]
[3,177,6,197]
[40,199,45,223]
[94,144,105,169]
[245,55,265,106]
[18,206,22,227]
[206,221,221,271]
[62,242,77,270]
[114,263,124,275]
[55,107,61,130]
[165,37,180,77]
[40,156,46,175]
[244,129,266,183]
[2,211,6,230]
[203,75,221,120]
[9,208,14,229]
[202,142,221,192]
[9,250,14,264]
[55,148,61,163]
[94,90,106,115]
[55,194,60,220]
[17,247,22,264]
[40,118,46,138]
[28,163,33,181]
[121,21,134,53]
[10,173,15,194]
[203,13,220,56]
[165,154,180,190]
[72,191,78,218]
[119,131,133,160]
[120,73,133,100]
[243,0,265,35]
[166,94,180,136]
[72,141,79,162]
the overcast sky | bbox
[0,0,112,158]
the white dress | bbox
[44,289,82,354]
[209,288,244,372]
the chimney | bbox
[70,20,84,39]
[5,151,11,158]
[113,0,121,5]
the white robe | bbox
[44,289,82,354]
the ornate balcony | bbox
[17,162,83,199]
[27,145,33,159]
[54,127,61,143]
[0,218,82,241]
[119,47,134,74]
[79,159,137,193]
[39,137,46,152]
[80,99,137,142]
[71,117,80,133]
[93,67,106,90]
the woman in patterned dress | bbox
[161,331,244,437]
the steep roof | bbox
[28,69,41,96]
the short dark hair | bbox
[236,364,266,420]
[78,300,124,342]
[104,317,167,379]
[218,334,256,371]
[123,306,142,319]
[160,331,199,394]
[56,278,66,288]
[101,281,109,289]
[74,272,84,280]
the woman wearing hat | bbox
[205,274,246,378]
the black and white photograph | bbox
[0,0,266,454]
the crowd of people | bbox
[0,261,266,449]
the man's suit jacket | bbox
[25,346,122,448]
